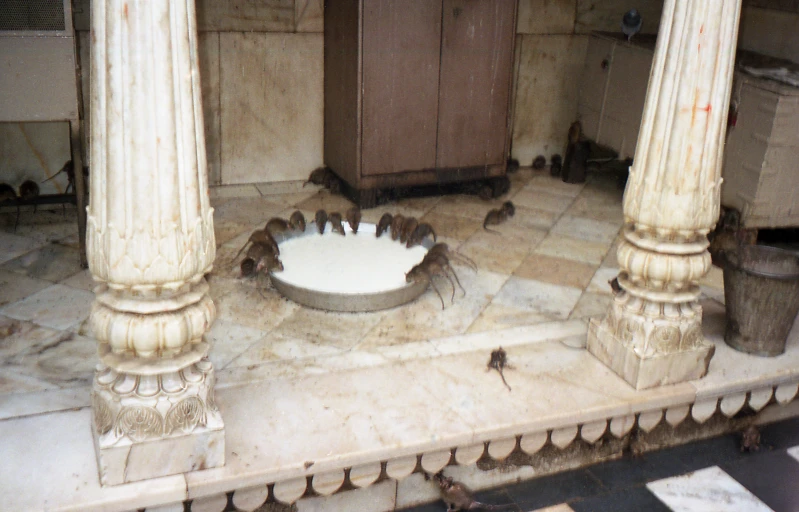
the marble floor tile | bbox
[0,284,94,331]
[255,181,310,198]
[403,339,696,443]
[205,319,270,370]
[691,299,799,399]
[700,264,724,289]
[12,333,97,388]
[393,195,443,214]
[252,306,386,352]
[207,275,246,302]
[493,276,583,319]
[0,231,44,265]
[227,334,337,370]
[507,167,535,190]
[5,218,79,247]
[210,184,262,199]
[512,187,576,214]
[586,266,620,294]
[526,175,585,198]
[0,409,188,512]
[534,234,611,266]
[569,292,612,320]
[505,205,560,232]
[0,243,83,282]
[456,230,538,275]
[358,269,508,349]
[530,505,576,512]
[514,254,597,290]
[466,302,556,333]
[646,466,774,512]
[550,215,621,245]
[211,196,287,226]
[0,270,52,307]
[214,219,258,247]
[214,283,300,333]
[428,194,509,221]
[788,445,799,463]
[700,285,725,305]
[565,197,626,225]
[59,269,98,292]
[0,367,58,394]
[0,316,68,360]
[601,236,623,267]
[433,320,588,356]
[293,190,357,216]
[418,212,481,241]
[0,386,91,420]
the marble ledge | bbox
[3,308,799,510]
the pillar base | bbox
[93,423,225,486]
[91,357,225,486]
[587,318,715,390]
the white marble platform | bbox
[1,171,798,511]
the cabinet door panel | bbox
[436,0,515,169]
[361,0,442,176]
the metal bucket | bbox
[721,245,799,357]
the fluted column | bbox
[87,0,223,485]
[588,0,742,389]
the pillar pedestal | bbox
[87,0,224,485]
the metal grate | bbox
[0,0,65,32]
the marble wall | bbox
[5,0,798,189]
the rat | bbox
[0,183,17,202]
[315,209,328,234]
[231,229,279,263]
[427,243,477,271]
[329,212,346,235]
[550,154,563,176]
[289,210,306,232]
[740,425,761,452]
[376,213,393,238]
[265,217,291,236]
[346,206,361,234]
[390,214,405,241]
[432,473,514,511]
[240,257,256,277]
[487,347,512,391]
[506,158,519,174]
[304,166,331,187]
[423,251,464,300]
[532,155,547,170]
[19,180,40,200]
[609,277,621,295]
[407,222,437,248]
[406,263,446,310]
[400,217,418,244]
[483,201,515,234]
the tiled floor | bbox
[0,168,665,399]
[3,168,776,512]
[398,417,799,512]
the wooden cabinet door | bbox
[436,0,515,169]
[361,0,442,176]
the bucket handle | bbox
[718,248,799,281]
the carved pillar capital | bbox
[588,0,742,389]
[87,0,224,485]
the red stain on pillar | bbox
[700,104,712,113]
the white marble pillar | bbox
[87,0,224,485]
[588,0,742,389]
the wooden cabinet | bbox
[324,0,517,206]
